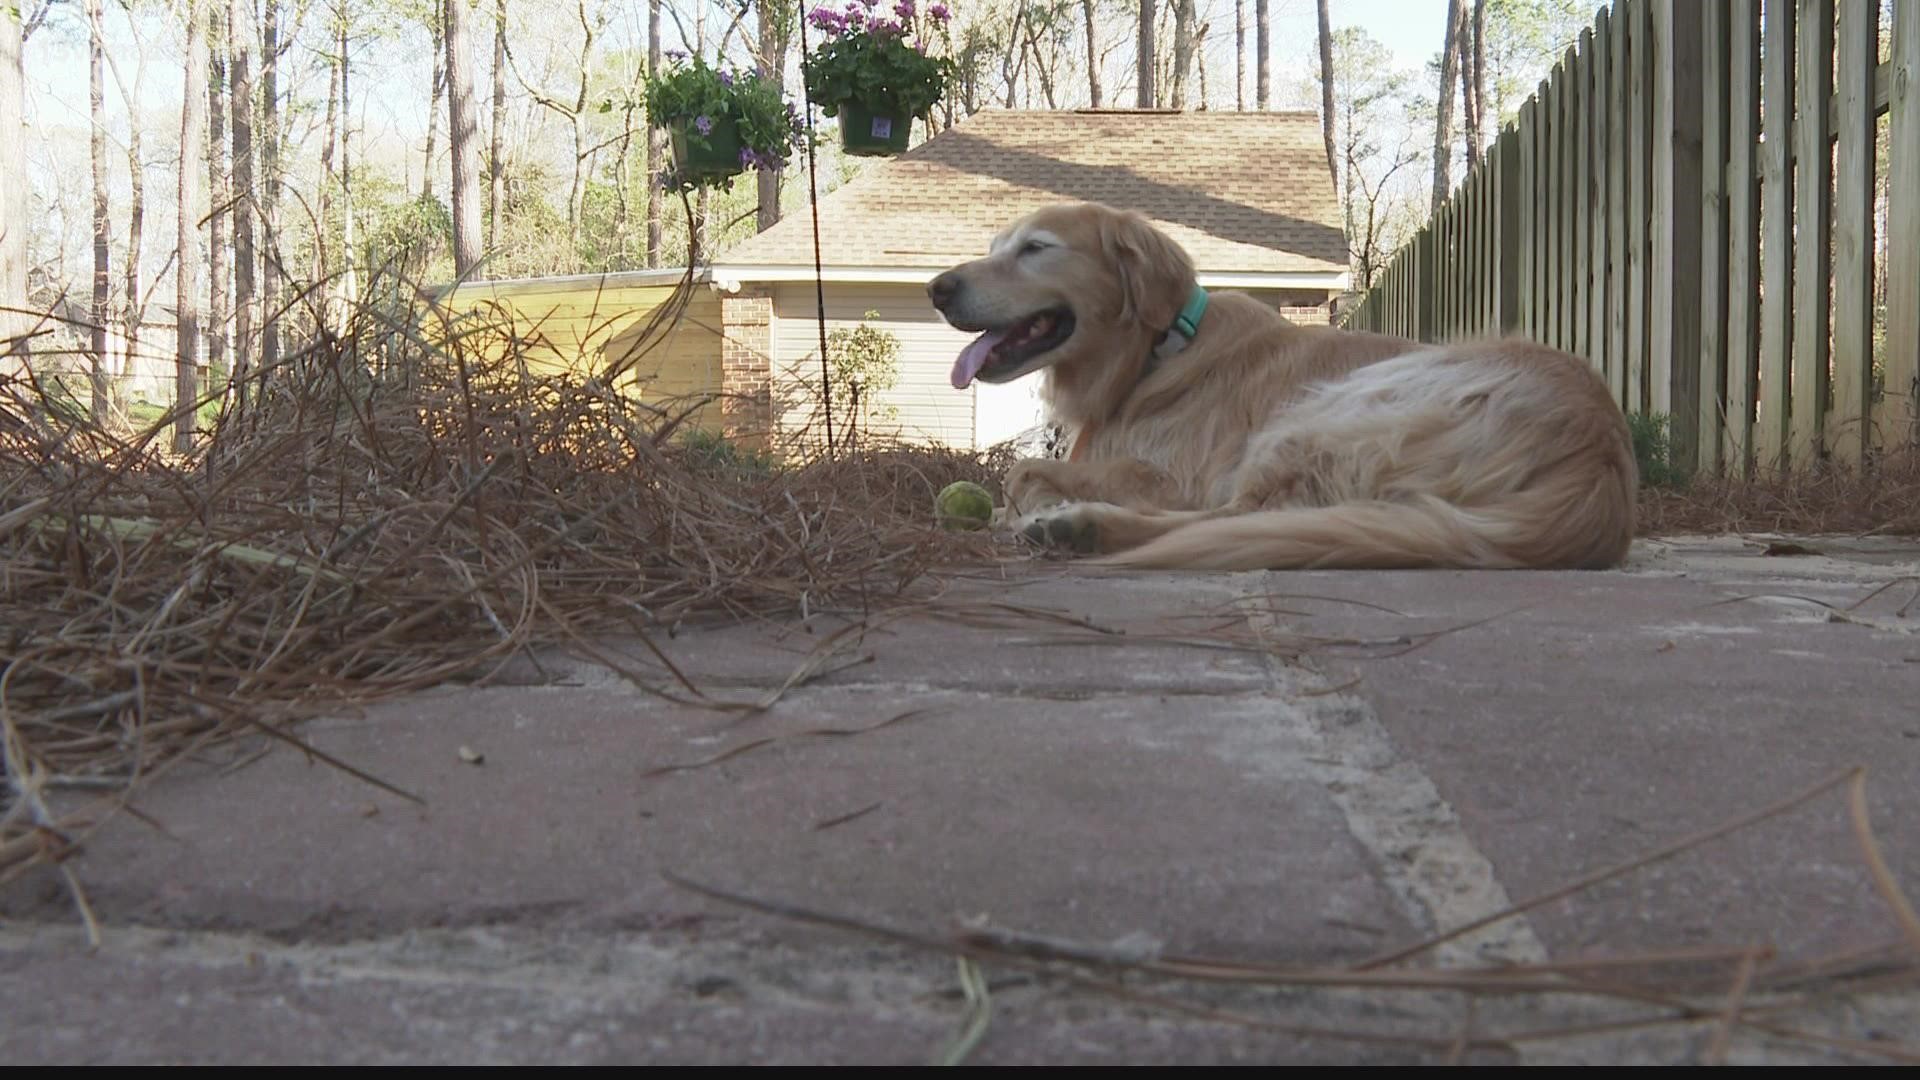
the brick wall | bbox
[718,291,773,446]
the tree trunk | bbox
[88,0,115,425]
[1255,0,1269,109]
[423,17,444,198]
[1431,0,1463,213]
[1465,0,1486,168]
[1137,0,1155,107]
[490,0,507,252]
[260,0,281,385]
[317,22,336,295]
[446,0,484,274]
[1316,0,1336,189]
[645,0,662,267]
[207,1,229,390]
[0,11,27,368]
[755,0,788,232]
[100,21,160,392]
[1460,26,1477,170]
[999,6,1028,107]
[1196,24,1208,109]
[340,11,356,308]
[177,0,206,450]
[1170,0,1195,109]
[1234,0,1245,111]
[121,67,144,413]
[1082,0,1102,107]
[562,3,596,257]
[229,0,255,408]
[1023,18,1058,109]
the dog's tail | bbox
[1093,490,1630,571]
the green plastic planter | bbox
[669,116,745,181]
[838,104,912,157]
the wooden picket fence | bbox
[1340,0,1920,475]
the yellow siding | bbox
[442,278,725,432]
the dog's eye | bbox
[1019,240,1050,256]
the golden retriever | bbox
[926,202,1637,570]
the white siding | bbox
[770,284,981,447]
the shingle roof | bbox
[717,109,1349,276]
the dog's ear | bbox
[1097,211,1197,331]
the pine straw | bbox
[1638,447,1920,538]
[0,284,1010,879]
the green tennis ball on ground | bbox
[935,481,994,530]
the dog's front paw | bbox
[1017,504,1101,555]
[1003,459,1072,516]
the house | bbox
[711,108,1351,449]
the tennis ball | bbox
[935,480,994,530]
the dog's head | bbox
[927,203,1197,389]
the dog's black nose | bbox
[926,272,960,310]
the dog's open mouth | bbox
[950,308,1076,388]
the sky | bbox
[1268,0,1456,73]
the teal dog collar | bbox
[1151,284,1209,363]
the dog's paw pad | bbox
[1019,508,1099,555]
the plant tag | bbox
[870,115,893,139]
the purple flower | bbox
[694,114,713,135]
[666,48,687,61]
[719,69,734,86]
[894,0,915,18]
[928,2,950,21]
[808,7,844,31]
[843,4,866,26]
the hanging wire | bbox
[797,11,835,458]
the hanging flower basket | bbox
[644,54,808,191]
[802,1,955,159]
[837,103,912,157]
[669,116,746,182]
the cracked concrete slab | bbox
[4,538,1918,1063]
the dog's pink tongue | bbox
[950,331,1007,389]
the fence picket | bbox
[1831,0,1879,464]
[1726,0,1761,474]
[1885,0,1920,449]
[1757,0,1796,467]
[1698,0,1733,474]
